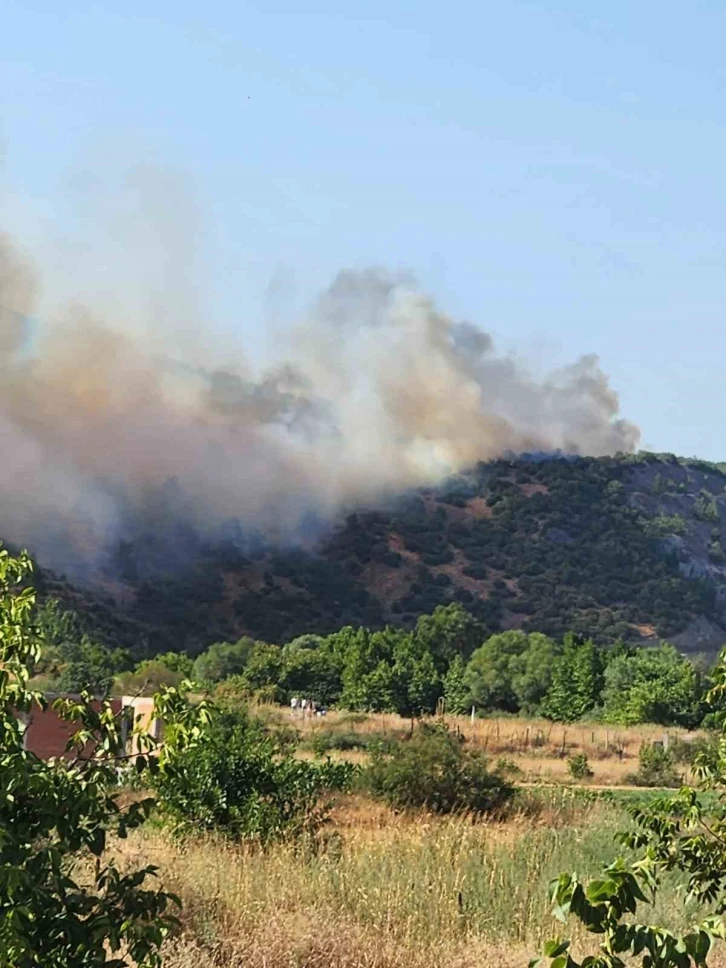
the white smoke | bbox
[0,217,639,575]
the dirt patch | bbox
[362,559,413,608]
[387,533,422,565]
[518,482,550,497]
[433,549,490,598]
[464,496,493,518]
[633,623,658,639]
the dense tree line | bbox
[70,602,711,729]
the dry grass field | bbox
[254,704,702,787]
[116,794,725,968]
[127,704,713,966]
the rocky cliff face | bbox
[622,459,726,652]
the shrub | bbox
[365,722,514,814]
[495,756,525,777]
[625,741,681,788]
[152,705,355,843]
[310,730,371,755]
[567,751,594,780]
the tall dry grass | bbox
[285,707,696,759]
[259,704,701,787]
[117,796,718,968]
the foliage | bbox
[412,603,485,669]
[443,653,471,714]
[281,645,342,707]
[625,742,682,788]
[0,548,179,967]
[534,649,726,968]
[180,620,712,728]
[645,514,688,538]
[668,734,720,767]
[567,752,594,780]
[150,700,355,843]
[192,637,257,683]
[307,729,397,756]
[365,722,514,814]
[601,644,704,728]
[239,641,285,699]
[464,630,557,714]
[542,635,605,722]
[694,493,720,524]
[115,657,186,695]
[31,599,131,694]
[327,625,443,716]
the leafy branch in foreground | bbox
[0,547,179,968]
[533,650,726,968]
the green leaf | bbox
[544,939,570,958]
[585,879,618,903]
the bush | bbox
[625,742,682,788]
[567,751,594,780]
[309,730,371,755]
[365,722,514,814]
[152,706,355,842]
[495,757,524,777]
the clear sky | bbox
[2,0,725,458]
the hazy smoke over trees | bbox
[0,224,639,575]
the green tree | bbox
[602,643,704,727]
[542,635,604,722]
[115,658,186,696]
[282,633,326,653]
[443,653,471,714]
[281,647,341,706]
[694,492,720,523]
[413,603,485,671]
[0,548,178,967]
[391,636,441,717]
[338,627,398,711]
[335,625,442,716]
[153,651,194,675]
[239,642,285,699]
[366,722,513,814]
[192,637,257,683]
[464,630,557,714]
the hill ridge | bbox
[29,452,726,656]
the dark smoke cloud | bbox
[0,231,639,576]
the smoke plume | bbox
[0,230,639,576]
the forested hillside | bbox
[24,452,726,660]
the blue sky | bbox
[2,0,725,458]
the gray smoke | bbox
[0,232,639,575]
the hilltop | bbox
[32,452,726,657]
